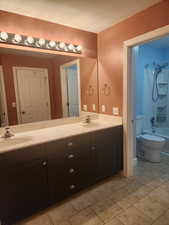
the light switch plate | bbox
[92,104,96,111]
[83,105,87,111]
[102,105,106,113]
[113,107,119,115]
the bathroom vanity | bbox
[0,117,123,225]
[0,31,122,225]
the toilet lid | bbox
[141,134,165,142]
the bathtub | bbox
[145,128,169,154]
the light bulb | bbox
[38,38,45,46]
[14,34,22,43]
[49,40,56,48]
[76,45,82,52]
[0,32,8,41]
[68,44,74,51]
[59,42,66,49]
[27,36,34,44]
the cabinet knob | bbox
[69,184,76,190]
[67,142,73,147]
[69,168,75,173]
[68,154,74,159]
[91,146,96,150]
[43,161,47,166]
[21,111,26,115]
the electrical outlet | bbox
[102,105,106,113]
[83,105,87,111]
[92,104,96,111]
[12,102,16,108]
[112,107,119,115]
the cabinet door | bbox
[0,159,48,225]
[94,126,123,180]
[114,126,123,171]
[75,134,97,186]
[47,139,69,203]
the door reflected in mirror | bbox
[0,48,98,126]
[60,60,81,118]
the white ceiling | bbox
[0,0,161,33]
[145,36,169,49]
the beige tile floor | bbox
[17,154,169,225]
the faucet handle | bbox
[2,126,14,138]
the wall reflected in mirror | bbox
[0,48,98,126]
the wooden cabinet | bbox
[93,126,123,180]
[47,134,96,204]
[0,145,48,225]
[0,125,123,225]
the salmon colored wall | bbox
[0,54,64,125]
[98,0,169,116]
[0,10,97,59]
[50,56,99,115]
[80,58,98,112]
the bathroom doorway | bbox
[132,40,169,163]
[60,59,81,117]
[123,24,169,177]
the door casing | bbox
[123,24,169,177]
[0,66,8,126]
[60,59,81,117]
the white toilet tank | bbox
[136,115,144,136]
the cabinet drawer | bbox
[49,177,86,204]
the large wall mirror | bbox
[0,48,98,126]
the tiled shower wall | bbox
[134,44,169,129]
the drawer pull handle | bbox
[70,184,76,190]
[67,142,73,147]
[68,154,74,159]
[43,161,47,166]
[69,168,75,173]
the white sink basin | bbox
[0,136,32,146]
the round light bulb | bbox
[68,44,74,51]
[0,32,8,41]
[38,38,45,46]
[76,45,82,52]
[27,36,34,44]
[59,42,66,49]
[14,34,22,43]
[49,40,56,48]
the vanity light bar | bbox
[0,31,82,54]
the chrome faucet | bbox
[85,115,91,124]
[1,127,14,139]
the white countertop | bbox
[0,115,122,154]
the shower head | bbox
[154,63,168,74]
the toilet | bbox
[136,115,165,163]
